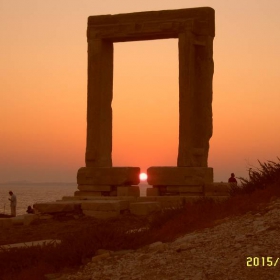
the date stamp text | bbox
[247,257,279,267]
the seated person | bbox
[26,205,34,214]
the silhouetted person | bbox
[8,191,17,217]
[228,173,237,184]
[26,205,34,214]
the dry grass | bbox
[1,159,280,280]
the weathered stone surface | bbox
[62,199,280,280]
[130,202,160,216]
[181,196,204,203]
[88,7,215,41]
[156,197,184,208]
[177,29,214,167]
[12,216,24,226]
[33,202,81,214]
[166,186,203,193]
[74,191,102,197]
[147,167,213,185]
[23,214,38,226]
[136,197,157,202]
[146,188,159,196]
[77,167,140,185]
[83,210,119,219]
[81,200,129,212]
[78,185,112,192]
[0,218,13,228]
[86,38,113,168]
[62,196,137,202]
[205,196,229,202]
[117,186,140,197]
[204,183,230,197]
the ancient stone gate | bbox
[77,7,215,197]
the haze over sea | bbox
[0,182,148,215]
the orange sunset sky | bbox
[1,0,280,183]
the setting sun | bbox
[139,172,148,181]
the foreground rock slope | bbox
[63,198,280,280]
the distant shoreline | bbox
[0,182,77,186]
[0,182,148,186]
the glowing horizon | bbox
[1,0,280,183]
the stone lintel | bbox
[77,167,140,185]
[88,7,215,42]
[147,167,213,185]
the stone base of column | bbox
[117,186,140,197]
[147,166,213,186]
[77,167,140,185]
[76,185,117,197]
[146,187,160,196]
[74,189,117,197]
[204,182,230,196]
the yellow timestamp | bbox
[247,257,279,267]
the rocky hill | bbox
[61,198,280,280]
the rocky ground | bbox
[61,198,280,280]
[1,199,280,280]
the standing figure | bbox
[228,173,237,184]
[8,191,17,217]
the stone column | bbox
[177,31,213,167]
[86,39,113,167]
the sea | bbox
[0,183,149,216]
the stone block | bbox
[155,197,184,208]
[74,191,102,197]
[117,186,140,197]
[146,188,159,196]
[81,200,129,212]
[33,202,81,214]
[181,196,204,204]
[136,197,157,202]
[77,167,140,185]
[204,183,230,195]
[88,8,215,39]
[23,214,38,226]
[179,193,204,196]
[83,210,119,219]
[12,216,25,226]
[78,185,112,192]
[62,196,137,202]
[204,196,229,202]
[0,218,13,228]
[166,186,203,193]
[39,214,53,220]
[110,190,118,196]
[130,202,161,216]
[147,167,213,185]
